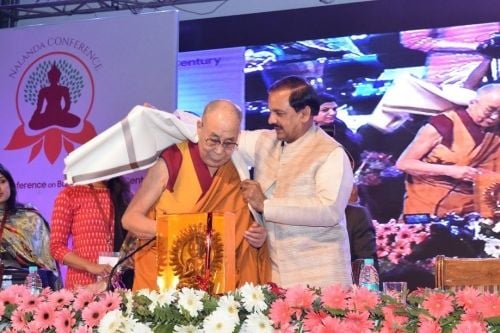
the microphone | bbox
[106,236,156,291]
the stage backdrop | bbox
[0,11,178,219]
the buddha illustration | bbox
[178,234,207,289]
[29,63,80,130]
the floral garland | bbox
[0,282,499,332]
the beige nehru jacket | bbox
[238,126,354,288]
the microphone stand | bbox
[106,237,156,291]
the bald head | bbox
[202,99,242,125]
[197,99,242,172]
[476,83,500,99]
[468,83,500,128]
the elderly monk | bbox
[397,83,500,216]
[122,100,270,291]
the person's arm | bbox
[50,189,110,277]
[396,124,479,180]
[122,159,168,238]
[264,147,354,227]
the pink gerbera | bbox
[303,311,328,332]
[452,320,487,333]
[54,307,77,333]
[19,293,41,312]
[461,309,482,322]
[349,286,379,312]
[395,228,413,243]
[0,288,17,307]
[269,298,292,327]
[381,305,408,329]
[321,284,348,309]
[417,319,442,333]
[48,289,74,309]
[320,316,346,333]
[100,291,122,311]
[34,301,57,330]
[344,311,374,333]
[81,300,107,327]
[422,292,454,319]
[387,251,405,264]
[455,287,481,311]
[25,320,42,333]
[476,293,500,318]
[285,285,315,317]
[0,302,5,317]
[73,289,95,311]
[10,308,28,331]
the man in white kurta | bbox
[239,76,354,288]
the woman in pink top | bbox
[50,177,130,289]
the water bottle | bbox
[24,266,43,295]
[2,275,12,290]
[358,258,379,292]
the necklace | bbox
[88,184,114,248]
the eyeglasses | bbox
[205,137,238,151]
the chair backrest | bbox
[435,255,500,293]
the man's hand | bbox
[244,222,267,248]
[240,179,266,213]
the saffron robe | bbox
[404,109,499,215]
[133,141,270,291]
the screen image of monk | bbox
[396,83,500,216]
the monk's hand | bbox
[448,165,480,182]
[244,222,267,248]
[240,179,266,213]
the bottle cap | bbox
[364,258,374,265]
[28,266,38,273]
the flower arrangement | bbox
[374,220,430,265]
[1,283,499,333]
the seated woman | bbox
[0,164,60,288]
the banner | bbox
[0,11,178,219]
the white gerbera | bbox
[132,322,154,333]
[177,288,204,317]
[241,312,274,333]
[173,324,200,333]
[239,283,268,312]
[202,310,237,333]
[98,309,127,333]
[216,294,240,323]
[122,290,135,316]
[157,287,177,307]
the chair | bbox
[435,255,500,293]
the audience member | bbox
[314,93,362,168]
[122,100,270,291]
[396,83,500,216]
[238,76,354,288]
[50,177,131,289]
[0,164,59,288]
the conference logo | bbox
[5,51,96,164]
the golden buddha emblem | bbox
[170,223,223,291]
